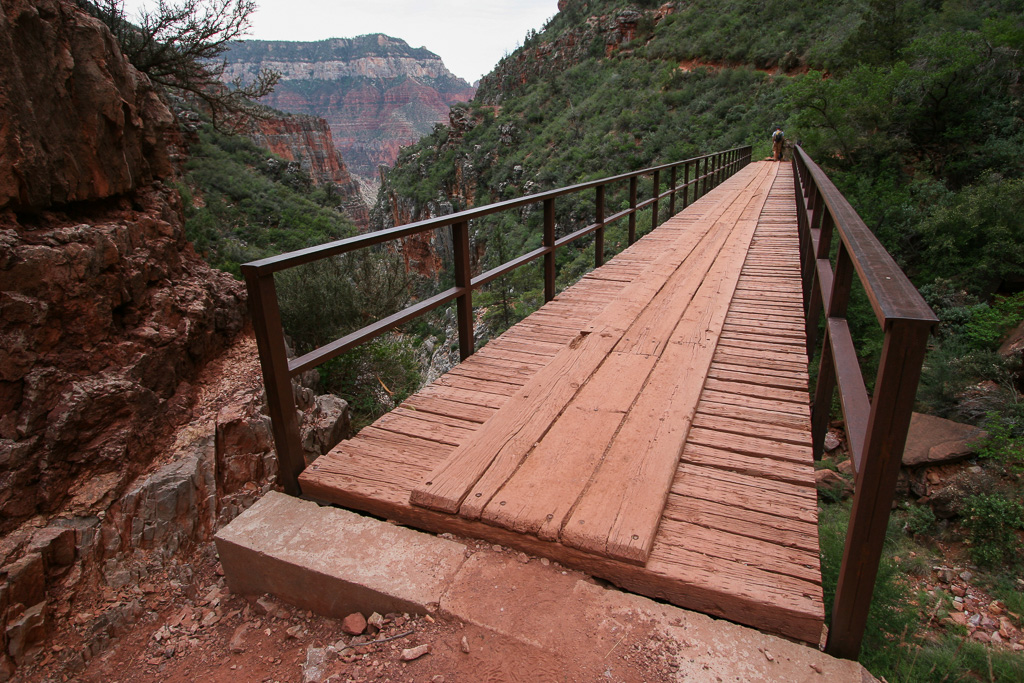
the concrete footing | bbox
[216,492,873,682]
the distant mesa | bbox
[222,34,477,198]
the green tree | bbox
[80,0,278,125]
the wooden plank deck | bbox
[299,161,824,643]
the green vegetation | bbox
[181,122,357,275]
[961,493,1024,567]
[179,118,425,422]
[820,501,1024,681]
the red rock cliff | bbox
[0,0,174,209]
[246,114,370,229]
[0,0,245,528]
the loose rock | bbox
[228,624,248,653]
[341,612,367,635]
[400,643,432,661]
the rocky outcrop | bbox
[0,358,350,675]
[0,0,250,529]
[901,413,987,468]
[0,186,247,527]
[245,114,370,229]
[222,35,476,189]
[0,0,173,210]
[0,2,357,676]
[478,2,675,104]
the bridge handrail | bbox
[243,146,753,498]
[792,146,937,660]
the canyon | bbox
[222,35,477,198]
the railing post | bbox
[628,177,637,245]
[651,169,661,232]
[242,266,305,496]
[682,161,690,209]
[669,166,677,216]
[826,319,933,659]
[452,220,474,360]
[544,198,556,301]
[595,184,605,268]
[810,240,854,461]
[702,156,710,196]
[801,188,823,312]
[805,211,835,356]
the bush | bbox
[961,493,1024,568]
[319,336,422,428]
[82,0,278,124]
[964,292,1024,349]
[905,504,937,537]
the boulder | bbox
[3,553,44,608]
[300,394,351,459]
[902,413,986,468]
[928,466,998,519]
[814,469,853,500]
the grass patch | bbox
[819,502,1024,681]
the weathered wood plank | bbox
[561,170,774,563]
[662,495,818,553]
[401,394,496,424]
[479,352,657,538]
[682,442,813,486]
[410,169,765,515]
[686,425,813,462]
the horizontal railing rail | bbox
[792,146,937,660]
[243,146,752,496]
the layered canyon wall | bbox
[222,35,477,194]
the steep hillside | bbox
[222,35,477,194]
[374,0,797,324]
[378,0,1023,314]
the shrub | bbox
[905,504,937,537]
[961,493,1024,568]
[319,336,422,428]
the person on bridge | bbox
[772,128,785,161]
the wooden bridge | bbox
[242,147,937,659]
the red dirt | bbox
[17,538,682,682]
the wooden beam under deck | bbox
[299,162,824,644]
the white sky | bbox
[121,1,560,83]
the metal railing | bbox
[243,146,753,496]
[792,146,938,659]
